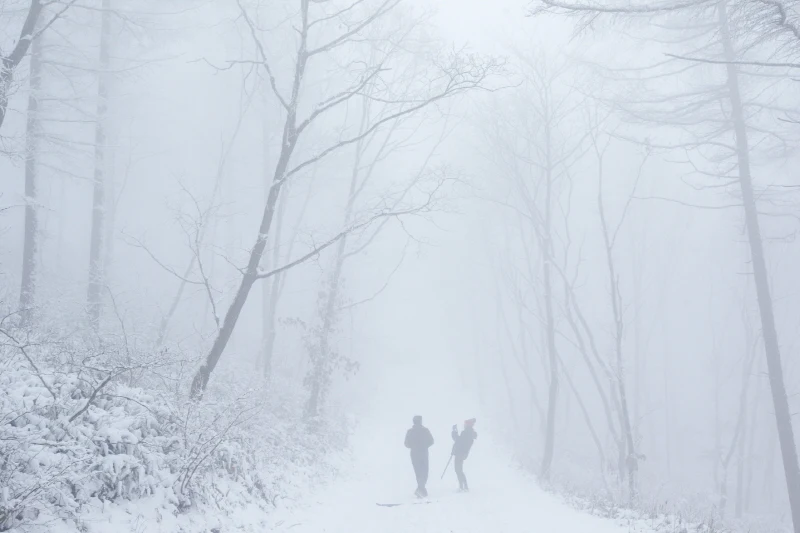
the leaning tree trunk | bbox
[719,2,800,530]
[18,24,44,325]
[190,8,311,396]
[87,0,112,331]
[190,143,294,396]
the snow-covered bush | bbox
[542,459,790,533]
[0,319,347,532]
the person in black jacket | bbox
[451,418,477,491]
[405,415,434,497]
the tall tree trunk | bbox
[0,0,44,132]
[156,257,196,345]
[736,310,755,518]
[538,121,559,481]
[632,228,643,445]
[18,24,44,325]
[663,319,672,477]
[260,183,286,380]
[719,3,800,530]
[557,353,609,496]
[191,175,287,396]
[190,11,310,392]
[87,0,112,331]
[597,156,637,499]
[718,329,757,519]
[104,134,116,289]
[262,176,314,379]
[735,397,748,518]
[539,252,559,479]
[304,134,362,418]
[514,248,545,435]
[562,281,622,463]
[714,338,721,489]
[744,358,762,513]
[497,315,521,432]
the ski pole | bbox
[441,454,453,479]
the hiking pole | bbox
[441,454,453,479]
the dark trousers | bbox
[455,456,468,489]
[411,453,429,494]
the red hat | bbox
[464,418,476,427]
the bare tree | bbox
[17,22,43,325]
[189,0,499,396]
[0,0,80,132]
[719,4,800,525]
[480,53,589,480]
[718,306,759,518]
[303,98,450,418]
[531,0,800,526]
[154,87,254,347]
[588,119,648,500]
[259,151,315,380]
[2,0,44,131]
[86,0,112,331]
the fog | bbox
[1,1,800,532]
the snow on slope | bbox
[265,423,651,533]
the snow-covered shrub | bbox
[543,459,790,533]
[0,320,347,532]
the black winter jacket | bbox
[451,427,477,458]
[405,424,434,456]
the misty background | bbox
[1,0,800,531]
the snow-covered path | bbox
[269,425,631,533]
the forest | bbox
[1,0,800,532]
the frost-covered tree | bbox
[190,0,500,396]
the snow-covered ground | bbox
[265,424,646,533]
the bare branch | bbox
[666,52,800,68]
[123,234,204,286]
[257,203,431,281]
[533,0,714,16]
[235,0,289,110]
[0,327,56,401]
[307,0,402,56]
[339,238,409,310]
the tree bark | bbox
[718,329,757,519]
[597,151,637,499]
[743,358,762,513]
[663,319,672,477]
[191,179,286,396]
[304,135,362,417]
[260,180,286,380]
[190,0,311,396]
[536,104,559,481]
[18,20,44,325]
[718,3,800,530]
[0,0,44,131]
[87,0,112,331]
[557,353,609,496]
[561,276,622,457]
[539,250,559,480]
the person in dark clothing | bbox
[451,418,477,491]
[405,415,434,497]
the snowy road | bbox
[268,426,633,533]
